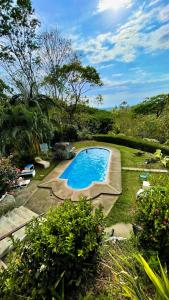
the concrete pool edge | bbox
[38,147,122,202]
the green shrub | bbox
[77,129,92,141]
[0,198,103,300]
[135,187,169,268]
[94,134,169,155]
[0,156,19,197]
[63,125,78,141]
[87,111,113,134]
[149,174,169,187]
[51,130,63,144]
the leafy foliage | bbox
[149,174,169,187]
[86,110,113,134]
[0,198,103,299]
[44,59,103,122]
[0,0,40,97]
[94,134,169,155]
[133,94,169,117]
[0,156,18,196]
[135,187,169,268]
[86,241,169,300]
[111,93,169,143]
[137,255,169,300]
[154,149,169,168]
[0,103,53,156]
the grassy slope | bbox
[73,140,166,225]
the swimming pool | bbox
[59,147,110,190]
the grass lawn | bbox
[33,160,59,180]
[73,140,164,169]
[105,171,140,226]
[73,140,167,225]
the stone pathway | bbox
[122,167,168,173]
[92,195,119,216]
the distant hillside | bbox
[98,107,113,111]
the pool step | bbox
[0,206,38,258]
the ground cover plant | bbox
[85,241,169,300]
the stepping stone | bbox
[0,237,12,258]
[0,216,14,236]
[13,227,26,241]
[105,223,133,238]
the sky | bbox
[32,0,169,108]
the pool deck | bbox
[21,147,121,216]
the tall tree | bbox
[133,94,169,117]
[40,28,75,97]
[0,78,11,100]
[44,59,103,122]
[0,0,40,100]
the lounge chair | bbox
[40,143,49,154]
[14,177,30,188]
[21,164,36,177]
[34,157,50,169]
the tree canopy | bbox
[133,94,169,117]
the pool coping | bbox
[38,146,122,202]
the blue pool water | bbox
[59,148,110,190]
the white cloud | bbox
[96,0,133,13]
[158,4,169,22]
[101,72,169,90]
[73,2,169,64]
[98,63,115,69]
[147,0,161,8]
[112,73,123,77]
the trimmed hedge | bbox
[94,134,169,155]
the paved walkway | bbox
[122,167,168,173]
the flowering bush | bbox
[135,187,169,268]
[0,156,19,196]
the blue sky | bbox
[32,0,169,108]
